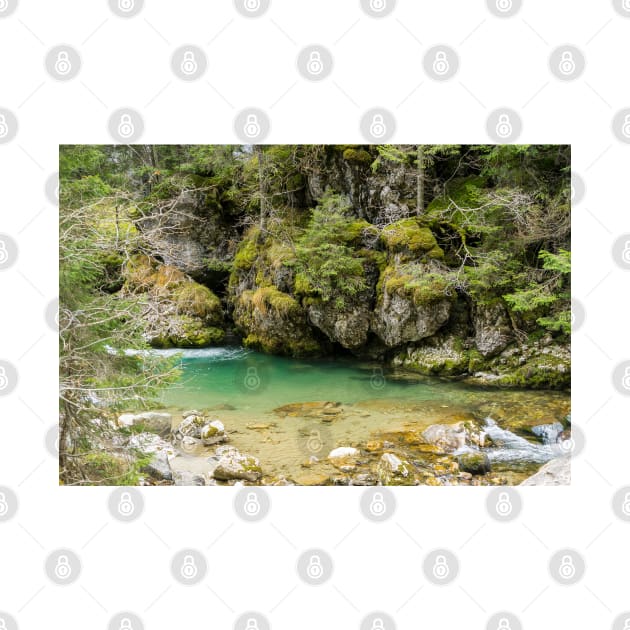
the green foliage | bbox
[503,249,571,334]
[295,194,370,305]
[381,218,437,253]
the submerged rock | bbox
[422,421,486,453]
[457,451,491,475]
[378,453,413,485]
[531,422,564,444]
[328,447,359,460]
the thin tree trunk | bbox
[255,145,268,233]
[417,144,424,216]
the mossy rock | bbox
[233,238,258,271]
[174,283,223,326]
[381,218,438,253]
[458,451,491,475]
[342,148,373,166]
[124,254,157,290]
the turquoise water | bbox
[156,347,570,483]
[162,346,484,410]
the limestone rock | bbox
[520,457,570,486]
[212,446,262,482]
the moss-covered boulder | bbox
[233,287,321,357]
[123,254,225,348]
[458,451,491,475]
[371,265,452,347]
[306,297,371,350]
[381,218,438,254]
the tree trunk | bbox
[417,144,424,216]
[255,145,268,233]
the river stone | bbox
[422,422,479,453]
[173,470,206,486]
[212,446,262,482]
[378,453,412,485]
[200,420,227,446]
[117,411,173,435]
[457,451,491,475]
[273,401,341,418]
[328,447,359,459]
[520,456,570,486]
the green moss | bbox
[294,272,315,296]
[234,238,258,271]
[124,254,157,289]
[174,283,222,324]
[342,148,373,165]
[381,218,437,253]
[497,356,570,389]
[82,451,150,485]
[378,265,454,306]
[426,245,445,260]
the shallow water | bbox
[158,347,571,484]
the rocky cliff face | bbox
[133,148,570,390]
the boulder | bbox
[307,299,371,350]
[472,301,512,357]
[212,446,262,482]
[371,268,452,347]
[520,456,570,486]
[117,411,172,436]
[127,432,176,481]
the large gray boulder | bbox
[372,292,451,347]
[473,301,512,357]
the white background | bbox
[0,0,629,628]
